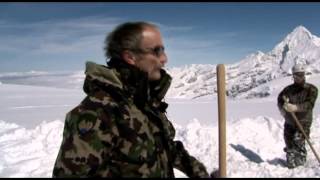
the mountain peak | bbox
[285,25,312,41]
[292,25,310,33]
[271,25,315,55]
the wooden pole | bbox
[217,64,227,177]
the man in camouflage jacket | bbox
[52,22,209,178]
[277,64,318,169]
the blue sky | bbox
[1,2,320,72]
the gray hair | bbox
[104,21,158,60]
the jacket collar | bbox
[84,59,172,104]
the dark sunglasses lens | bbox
[293,74,304,79]
[154,47,164,56]
[294,73,304,77]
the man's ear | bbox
[122,50,136,65]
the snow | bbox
[0,84,84,128]
[0,71,84,89]
[0,25,320,177]
[0,75,319,177]
[0,120,63,177]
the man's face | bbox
[133,27,168,81]
[293,72,305,85]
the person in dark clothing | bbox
[277,64,318,168]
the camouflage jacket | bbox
[277,82,318,126]
[52,59,209,178]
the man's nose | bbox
[160,53,168,66]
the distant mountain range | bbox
[166,25,320,99]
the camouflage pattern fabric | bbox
[277,82,318,168]
[284,123,308,168]
[52,59,209,178]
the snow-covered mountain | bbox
[166,25,320,99]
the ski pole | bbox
[217,64,227,177]
[283,96,320,165]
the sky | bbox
[1,2,320,72]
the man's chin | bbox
[294,81,304,86]
[148,73,161,81]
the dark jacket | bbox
[277,82,318,126]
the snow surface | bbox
[0,75,319,177]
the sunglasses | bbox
[293,72,305,79]
[131,46,165,57]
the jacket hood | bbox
[85,61,123,89]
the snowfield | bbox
[0,80,319,177]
